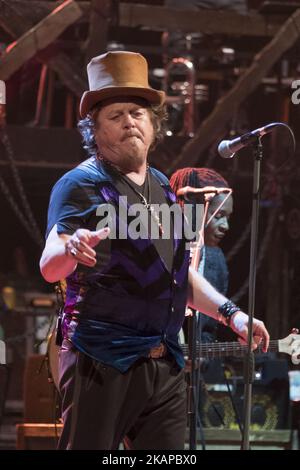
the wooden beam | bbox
[0,1,284,37]
[0,0,87,97]
[168,8,300,173]
[47,53,87,98]
[85,0,110,65]
[119,3,281,37]
[0,0,83,81]
[0,0,33,37]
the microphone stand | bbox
[241,136,262,450]
[184,188,233,449]
[187,307,198,450]
[187,196,211,450]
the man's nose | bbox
[123,113,135,127]
[220,218,229,232]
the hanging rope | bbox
[0,127,44,247]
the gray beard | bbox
[118,153,145,172]
[98,151,146,173]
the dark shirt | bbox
[47,157,189,371]
[47,160,174,280]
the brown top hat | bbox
[79,51,165,118]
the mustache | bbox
[121,132,142,141]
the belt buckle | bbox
[149,343,166,359]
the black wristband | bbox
[218,300,240,326]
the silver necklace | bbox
[96,153,164,235]
[122,171,164,236]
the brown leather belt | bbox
[148,343,166,359]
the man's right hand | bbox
[65,227,110,267]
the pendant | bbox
[149,205,164,235]
[140,198,164,235]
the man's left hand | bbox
[229,311,270,352]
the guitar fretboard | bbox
[181,340,278,359]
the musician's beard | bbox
[98,138,148,173]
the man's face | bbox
[205,193,233,247]
[94,97,154,172]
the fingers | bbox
[231,312,270,353]
[89,227,110,248]
[71,240,97,267]
[73,238,96,258]
[237,334,258,351]
[65,240,96,267]
[253,335,262,349]
[253,320,270,352]
[238,329,268,352]
[65,227,110,267]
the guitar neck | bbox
[181,339,278,359]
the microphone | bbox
[218,122,282,159]
[176,186,231,200]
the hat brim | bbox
[79,87,165,118]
